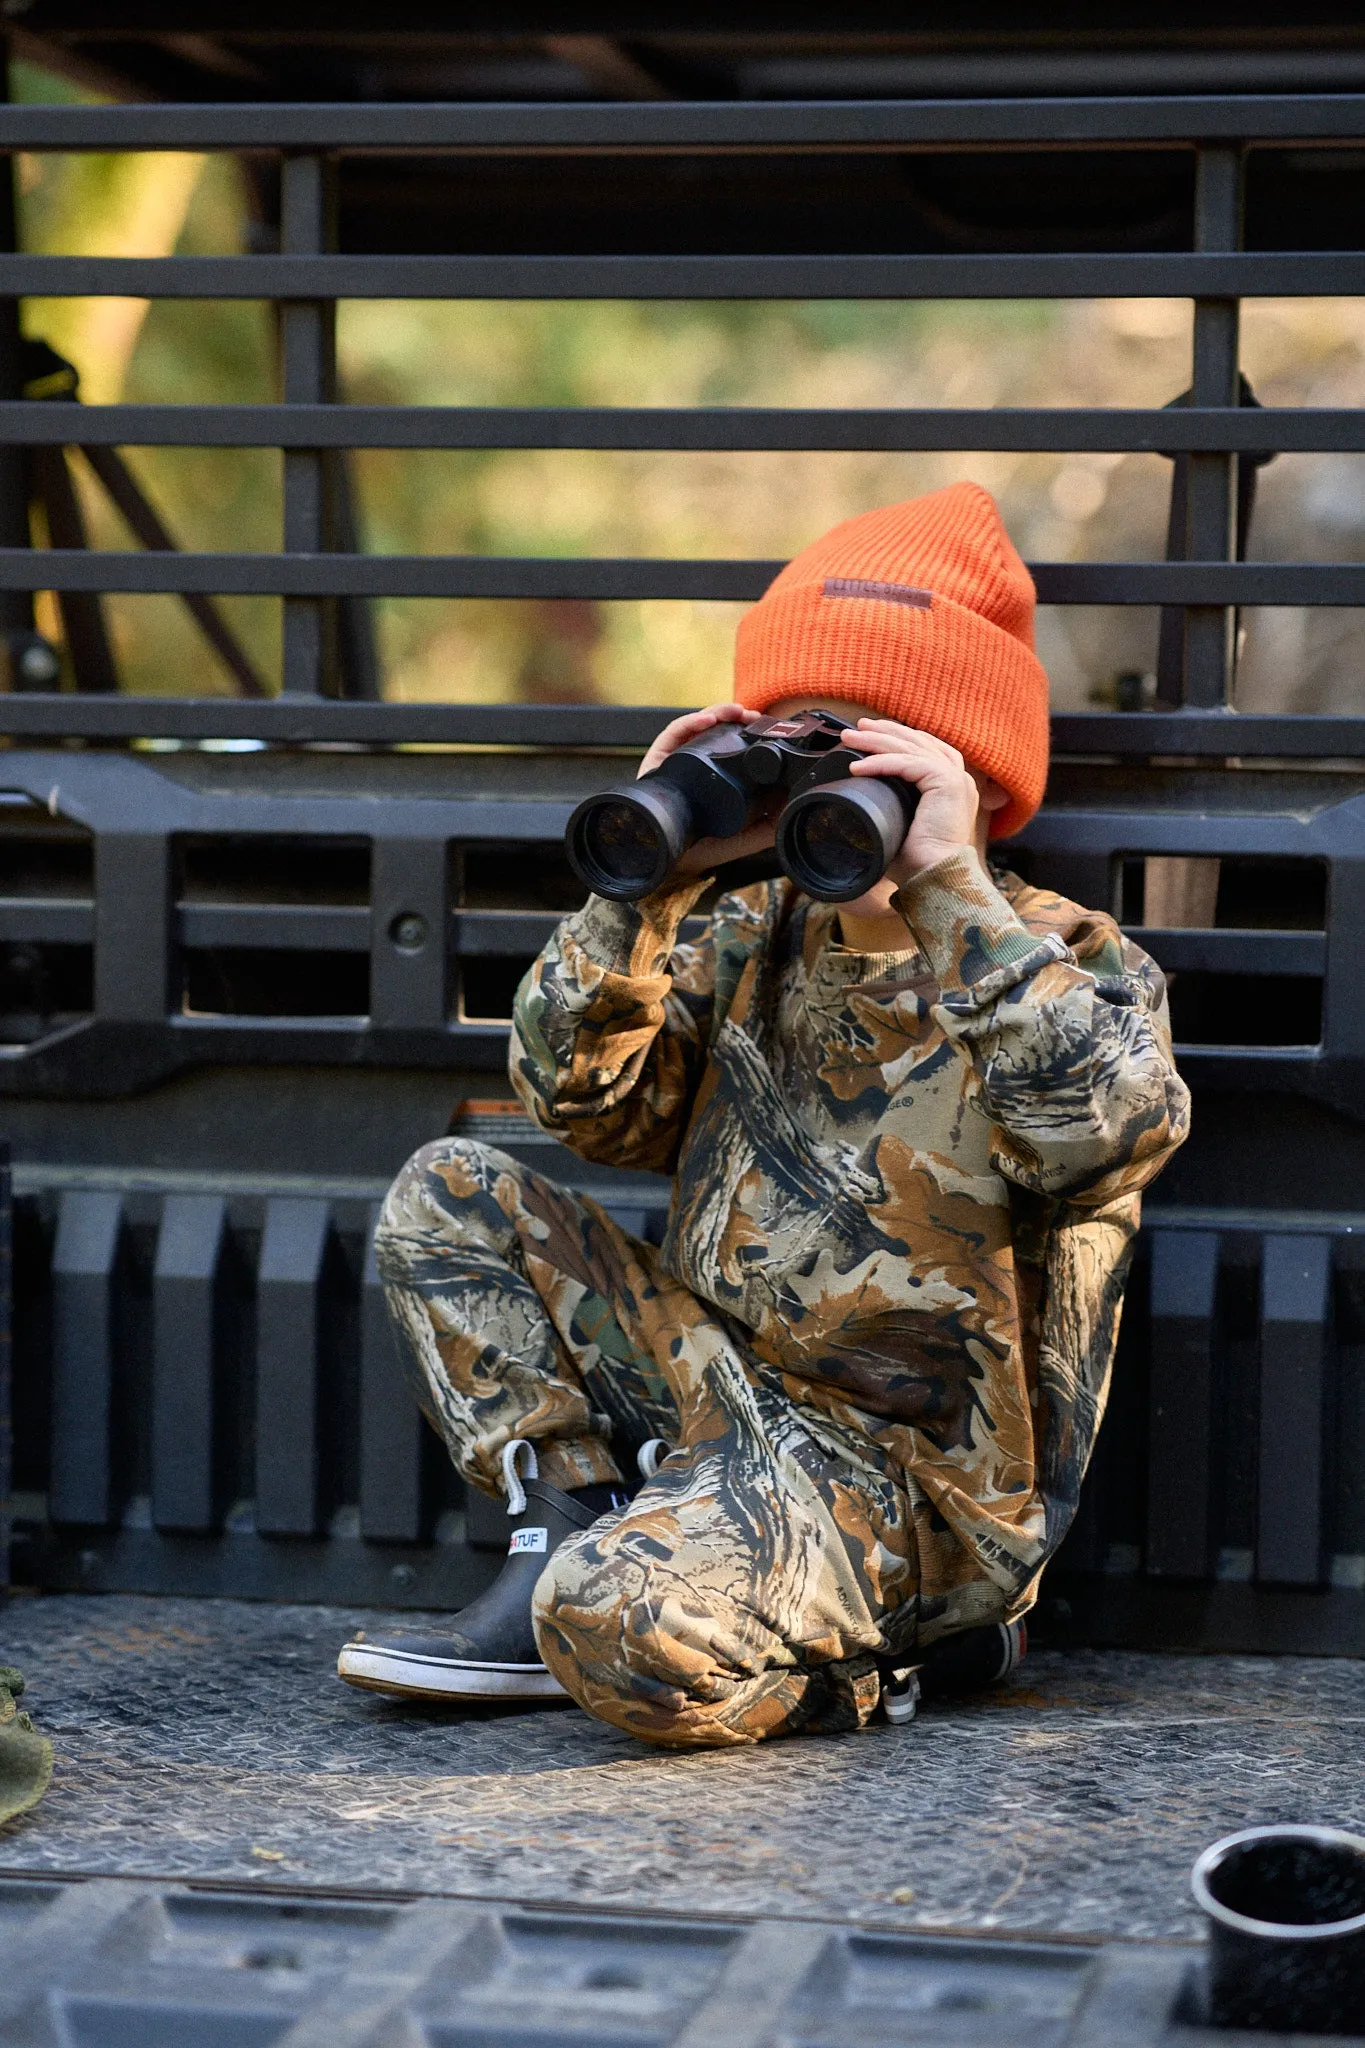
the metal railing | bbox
[1,88,1363,1642]
[0,97,1356,717]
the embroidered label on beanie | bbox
[823,577,933,609]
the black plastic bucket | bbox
[1192,1825,1365,2033]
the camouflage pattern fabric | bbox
[378,847,1189,1744]
[377,1140,910,1745]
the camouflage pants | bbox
[375,1138,921,1748]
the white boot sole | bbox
[337,1643,570,1703]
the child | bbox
[340,482,1189,1746]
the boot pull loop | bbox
[501,1438,539,1517]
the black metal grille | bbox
[0,75,1362,1646]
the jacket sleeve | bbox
[508,878,716,1175]
[894,849,1190,1204]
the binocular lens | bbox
[566,781,694,899]
[784,796,883,896]
[573,798,667,894]
[586,800,664,884]
[775,776,914,901]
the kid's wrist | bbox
[571,876,708,979]
[892,837,978,882]
[893,847,1044,995]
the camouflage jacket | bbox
[510,850,1190,1604]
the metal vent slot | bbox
[1166,970,1323,1048]
[0,940,92,1043]
[457,843,586,914]
[459,954,532,1023]
[175,836,373,1018]
[181,948,369,1020]
[178,837,371,906]
[0,799,95,1039]
[1120,855,1327,929]
[0,797,94,898]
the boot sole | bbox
[337,1644,570,1703]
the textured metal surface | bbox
[0,402,1353,452]
[2,1593,1365,1954]
[6,701,1365,751]
[0,94,1358,147]
[1,249,1364,298]
[0,552,1362,604]
[0,1871,1202,2048]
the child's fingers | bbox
[847,751,954,785]
[639,702,754,775]
[851,721,963,761]
[847,723,964,767]
[845,735,955,766]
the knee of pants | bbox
[530,1527,769,1738]
[374,1136,510,1259]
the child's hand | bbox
[841,720,985,881]
[637,702,776,877]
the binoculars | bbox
[566,709,919,904]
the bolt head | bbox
[18,641,59,684]
[389,913,428,952]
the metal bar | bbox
[163,1012,511,1051]
[1126,930,1326,976]
[0,403,1346,452]
[0,69,31,660]
[0,253,1361,300]
[1052,712,1365,756]
[30,446,119,692]
[1181,147,1243,710]
[359,1204,424,1544]
[0,699,1364,753]
[1258,1233,1333,1588]
[1146,1230,1220,1579]
[450,911,561,958]
[151,1194,227,1534]
[94,833,171,1022]
[0,547,772,602]
[0,551,1360,604]
[280,153,334,698]
[48,1189,123,1528]
[0,96,1362,150]
[78,445,269,699]
[370,839,449,1030]
[1325,861,1365,1067]
[0,1140,9,1591]
[674,1921,837,2048]
[255,1196,331,1538]
[177,904,369,952]
[0,900,93,944]
[331,452,379,702]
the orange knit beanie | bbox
[733,482,1049,837]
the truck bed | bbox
[2,1591,1362,1940]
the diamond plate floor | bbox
[1,1592,1363,1943]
